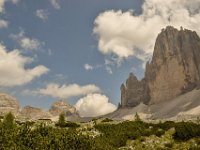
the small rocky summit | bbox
[0,92,20,115]
[49,100,79,117]
[121,26,200,108]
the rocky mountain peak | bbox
[0,92,20,115]
[49,100,79,117]
[121,26,200,107]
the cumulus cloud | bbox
[94,0,200,63]
[35,9,48,21]
[75,93,117,117]
[50,0,60,10]
[30,83,101,99]
[0,44,49,87]
[10,31,42,50]
[84,64,93,71]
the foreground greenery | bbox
[1,113,200,149]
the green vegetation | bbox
[56,113,66,127]
[101,118,113,122]
[134,112,141,122]
[55,113,80,128]
[1,112,200,149]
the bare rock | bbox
[146,26,200,104]
[49,100,79,117]
[121,26,200,107]
[121,73,149,107]
[0,92,20,115]
[20,106,51,120]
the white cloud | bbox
[0,44,49,87]
[9,0,20,4]
[31,83,101,99]
[35,9,48,21]
[0,0,6,13]
[84,64,93,71]
[105,66,113,74]
[50,0,60,10]
[94,0,200,63]
[0,0,19,13]
[10,31,42,50]
[75,93,117,117]
[0,19,8,28]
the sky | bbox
[0,0,200,117]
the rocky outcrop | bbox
[121,73,149,107]
[49,100,79,117]
[121,26,200,107]
[0,93,80,120]
[0,92,20,115]
[20,106,51,120]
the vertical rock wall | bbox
[121,26,200,107]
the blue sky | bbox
[0,0,144,109]
[0,0,200,117]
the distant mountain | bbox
[0,92,20,116]
[20,106,51,120]
[121,26,200,107]
[49,100,79,117]
[0,93,79,121]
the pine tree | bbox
[57,113,66,127]
[3,112,15,129]
[134,112,141,122]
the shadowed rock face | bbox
[121,26,200,107]
[121,73,149,107]
[0,92,20,115]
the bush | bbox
[65,121,80,128]
[173,122,200,141]
[164,142,173,148]
[101,118,113,123]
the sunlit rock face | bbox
[0,92,20,115]
[121,26,200,107]
[20,106,51,120]
[49,100,79,117]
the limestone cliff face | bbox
[0,92,20,115]
[121,73,149,107]
[20,106,51,120]
[121,26,200,107]
[49,100,79,117]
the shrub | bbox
[56,113,66,127]
[65,121,80,128]
[101,118,113,123]
[173,122,200,141]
